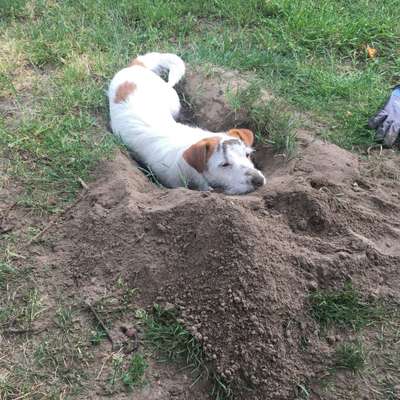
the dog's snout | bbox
[251,172,265,188]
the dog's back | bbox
[108,53,185,130]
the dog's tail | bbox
[132,52,185,87]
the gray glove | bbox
[368,85,400,147]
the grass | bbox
[0,268,141,398]
[0,261,17,288]
[108,353,147,391]
[89,327,107,346]
[0,307,92,398]
[55,305,74,333]
[309,282,381,330]
[227,83,298,157]
[143,305,205,371]
[334,341,366,372]
[309,284,400,397]
[251,101,297,158]
[141,305,232,400]
[121,354,148,390]
[0,286,44,330]
[296,382,311,399]
[137,165,164,188]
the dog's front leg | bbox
[190,181,212,192]
[196,175,214,192]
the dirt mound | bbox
[55,68,400,399]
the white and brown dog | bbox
[108,52,266,194]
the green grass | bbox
[141,305,232,400]
[227,83,298,157]
[142,305,206,373]
[108,353,147,391]
[252,101,297,158]
[0,262,17,288]
[121,354,148,390]
[296,382,311,399]
[89,327,107,346]
[0,287,44,329]
[334,341,366,372]
[309,282,381,330]
[55,306,74,333]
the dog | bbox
[108,52,266,194]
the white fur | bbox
[108,52,266,194]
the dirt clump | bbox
[54,67,400,399]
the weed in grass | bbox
[141,304,232,399]
[309,282,381,330]
[334,341,365,372]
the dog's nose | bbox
[251,173,265,188]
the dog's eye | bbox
[246,153,251,158]
[220,162,231,168]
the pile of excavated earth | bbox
[54,66,400,399]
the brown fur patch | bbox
[183,137,221,173]
[129,58,146,68]
[114,81,136,104]
[227,128,254,147]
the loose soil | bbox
[3,65,400,399]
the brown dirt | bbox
[179,65,273,131]
[46,67,400,399]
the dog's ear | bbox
[227,128,254,146]
[183,137,220,173]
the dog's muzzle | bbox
[250,171,266,188]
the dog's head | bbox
[183,128,266,194]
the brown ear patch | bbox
[114,81,136,104]
[183,137,221,173]
[227,128,254,146]
[129,58,146,68]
